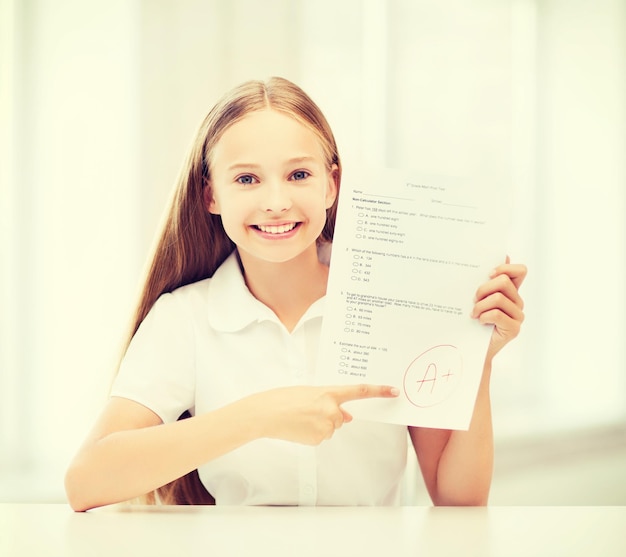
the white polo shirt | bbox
[112,249,408,506]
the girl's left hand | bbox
[471,256,527,362]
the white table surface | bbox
[1,504,624,556]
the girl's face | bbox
[206,109,337,265]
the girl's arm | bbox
[65,396,255,512]
[64,383,398,511]
[409,360,493,505]
[408,259,527,506]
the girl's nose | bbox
[262,182,292,213]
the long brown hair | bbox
[118,77,342,505]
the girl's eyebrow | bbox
[286,156,317,165]
[227,156,318,172]
[227,163,261,171]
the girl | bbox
[65,77,526,511]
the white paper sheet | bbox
[317,167,508,430]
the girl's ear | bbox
[325,164,339,209]
[203,184,220,215]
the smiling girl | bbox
[65,77,526,511]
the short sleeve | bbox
[111,292,196,423]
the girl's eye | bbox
[291,170,310,181]
[236,175,257,185]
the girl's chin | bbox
[237,240,320,266]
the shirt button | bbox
[303,484,314,495]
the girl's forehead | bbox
[211,109,326,166]
[222,109,315,140]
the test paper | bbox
[317,167,508,430]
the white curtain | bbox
[1,0,624,502]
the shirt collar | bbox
[207,249,328,333]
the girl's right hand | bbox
[64,384,398,510]
[246,384,399,445]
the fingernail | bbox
[390,387,400,396]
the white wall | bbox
[1,0,142,499]
[1,0,624,502]
[531,0,626,429]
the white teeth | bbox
[257,223,297,234]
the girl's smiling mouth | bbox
[252,222,301,236]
